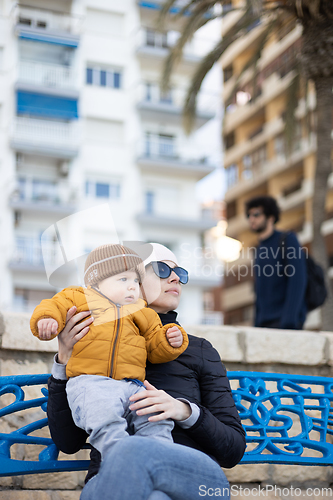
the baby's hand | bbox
[37,318,58,340]
[166,326,183,348]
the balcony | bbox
[138,0,189,12]
[136,28,214,68]
[278,179,313,212]
[224,136,316,203]
[224,72,296,134]
[224,117,283,167]
[136,83,216,128]
[137,137,217,179]
[14,5,81,47]
[201,311,223,325]
[9,237,60,273]
[223,281,255,312]
[9,177,76,215]
[17,61,78,95]
[137,213,218,231]
[11,117,80,158]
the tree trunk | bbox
[312,76,333,331]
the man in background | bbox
[245,196,307,330]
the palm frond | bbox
[182,5,267,133]
[224,17,277,106]
[305,0,321,19]
[156,0,179,30]
[161,1,220,92]
[322,0,333,19]
[182,38,226,134]
[175,0,199,20]
[252,0,264,17]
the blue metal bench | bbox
[0,371,332,476]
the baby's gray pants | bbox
[66,375,174,460]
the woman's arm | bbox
[47,307,93,453]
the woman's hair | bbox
[245,196,280,223]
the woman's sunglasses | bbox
[150,261,189,284]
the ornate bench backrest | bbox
[0,371,332,476]
[0,374,89,476]
[229,371,333,465]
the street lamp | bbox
[211,220,242,263]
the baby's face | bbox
[98,270,140,306]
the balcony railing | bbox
[15,5,81,35]
[137,82,217,118]
[18,61,77,90]
[201,311,223,325]
[11,237,59,268]
[144,137,176,159]
[11,117,80,155]
[10,177,76,208]
[136,28,216,61]
[225,136,316,202]
[138,137,220,168]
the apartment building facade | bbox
[220,9,331,329]
[0,0,221,325]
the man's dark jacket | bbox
[47,311,246,483]
[254,230,307,329]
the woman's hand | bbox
[57,307,94,365]
[129,380,191,422]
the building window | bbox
[145,28,168,48]
[160,88,172,104]
[225,164,238,189]
[145,132,176,158]
[225,132,235,150]
[86,67,122,89]
[144,83,173,104]
[242,155,253,180]
[85,181,121,199]
[86,68,93,84]
[14,288,54,313]
[242,145,266,179]
[146,191,154,214]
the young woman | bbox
[47,243,246,500]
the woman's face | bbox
[141,260,182,313]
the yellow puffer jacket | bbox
[30,286,188,381]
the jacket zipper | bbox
[91,287,121,378]
[110,304,121,378]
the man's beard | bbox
[253,219,267,234]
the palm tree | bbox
[160,0,333,330]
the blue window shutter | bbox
[86,68,93,84]
[96,183,110,198]
[114,72,121,89]
[18,31,79,48]
[17,91,78,119]
[100,70,106,86]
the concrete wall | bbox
[0,312,332,498]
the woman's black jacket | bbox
[47,311,246,483]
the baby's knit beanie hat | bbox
[84,244,145,286]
